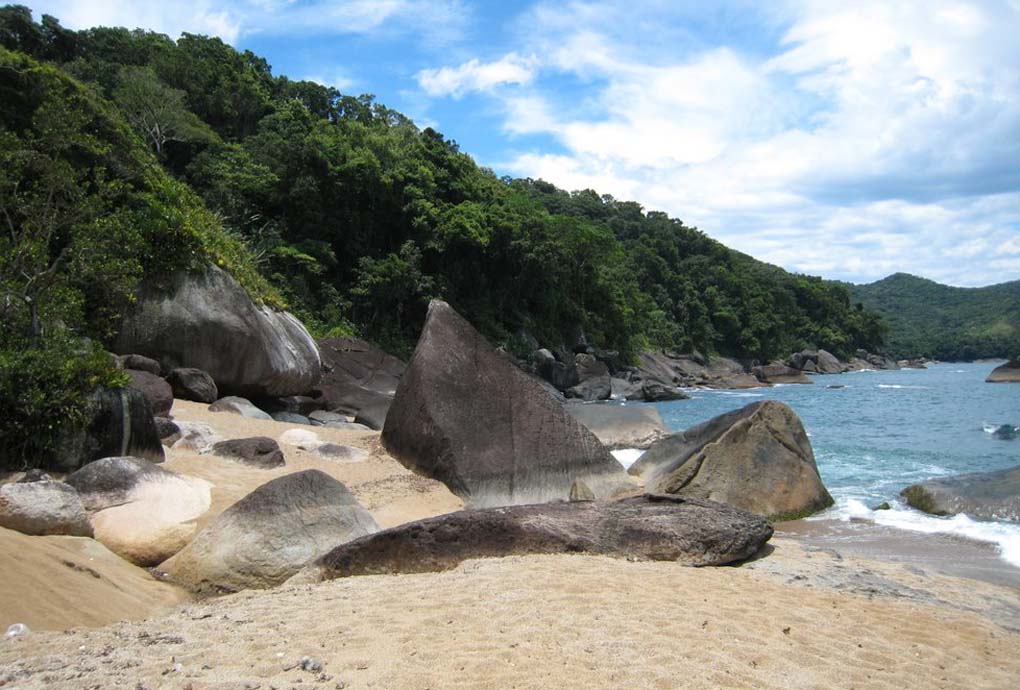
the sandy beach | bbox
[3,400,1019,689]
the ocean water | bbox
[632,361,1020,567]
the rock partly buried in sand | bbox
[51,386,165,472]
[293,494,772,582]
[901,466,1020,522]
[986,359,1020,383]
[208,395,272,420]
[65,456,211,566]
[156,470,378,593]
[167,367,219,403]
[566,405,669,450]
[382,300,633,508]
[211,437,286,468]
[171,421,222,453]
[113,264,321,397]
[0,481,92,537]
[629,400,833,521]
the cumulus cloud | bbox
[417,53,538,98]
[466,0,1020,286]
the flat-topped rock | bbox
[382,300,633,508]
[211,437,285,468]
[293,494,772,582]
[630,400,833,520]
[752,363,813,385]
[208,396,272,420]
[901,466,1020,522]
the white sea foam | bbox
[610,448,645,469]
[876,384,929,390]
[832,499,1020,568]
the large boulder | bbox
[113,264,321,397]
[211,437,285,469]
[815,349,844,374]
[65,456,211,566]
[125,369,173,416]
[901,466,1020,522]
[629,400,833,520]
[788,349,844,375]
[317,336,406,395]
[636,351,762,390]
[115,354,161,375]
[752,363,813,385]
[167,367,218,403]
[156,470,379,594]
[53,387,164,472]
[564,354,611,401]
[0,481,92,537]
[293,494,772,582]
[986,359,1020,383]
[566,405,669,450]
[382,300,633,508]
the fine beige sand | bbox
[3,400,1020,689]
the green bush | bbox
[0,335,127,470]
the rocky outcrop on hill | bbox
[986,359,1020,383]
[156,470,378,594]
[114,265,321,397]
[53,387,165,472]
[382,300,633,508]
[293,494,772,582]
[629,400,833,520]
[566,405,669,450]
[0,480,92,537]
[901,466,1020,522]
[636,351,763,390]
[66,456,211,565]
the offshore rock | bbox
[901,466,1020,522]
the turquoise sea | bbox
[639,361,1020,567]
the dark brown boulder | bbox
[901,466,1020,521]
[154,417,180,443]
[53,387,165,472]
[317,336,406,395]
[293,494,773,582]
[125,369,173,416]
[167,367,218,403]
[211,437,285,469]
[382,300,633,507]
[629,400,833,520]
[986,359,1020,383]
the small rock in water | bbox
[300,656,323,673]
[5,623,30,639]
[873,502,891,511]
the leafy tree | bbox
[113,65,216,156]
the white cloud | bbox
[486,0,1020,286]
[304,71,357,92]
[418,53,538,98]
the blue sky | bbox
[30,0,1020,287]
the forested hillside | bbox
[0,5,885,365]
[849,273,1020,360]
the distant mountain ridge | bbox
[848,273,1020,360]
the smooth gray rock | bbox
[901,466,1020,522]
[630,400,833,520]
[294,494,773,582]
[65,456,211,565]
[156,470,379,594]
[309,410,348,424]
[271,411,313,425]
[382,300,633,508]
[167,367,218,403]
[208,396,272,420]
[0,481,92,537]
[211,437,285,469]
[566,404,669,450]
[752,363,813,385]
[114,264,321,397]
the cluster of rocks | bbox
[526,346,690,403]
